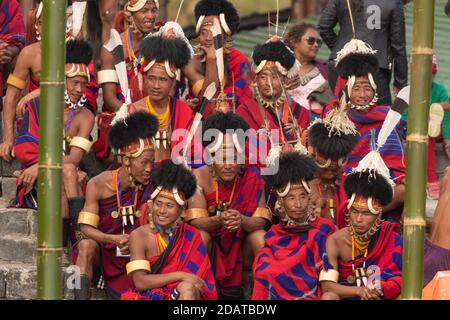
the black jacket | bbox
[318,0,408,88]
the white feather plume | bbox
[335,39,378,66]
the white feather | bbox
[335,39,378,65]
[71,1,87,38]
[377,109,402,149]
[353,150,394,188]
[111,103,129,126]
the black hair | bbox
[308,122,359,159]
[344,171,393,206]
[264,152,317,190]
[194,0,240,34]
[151,160,197,200]
[252,40,296,71]
[109,111,158,149]
[140,35,191,69]
[66,39,93,65]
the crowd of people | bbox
[1,0,450,300]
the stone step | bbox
[0,176,16,201]
[0,234,36,264]
[0,208,37,237]
[0,259,107,300]
[0,259,36,299]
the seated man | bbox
[193,0,254,110]
[237,37,309,167]
[423,166,450,287]
[329,38,406,216]
[74,111,158,300]
[252,152,329,300]
[121,160,218,300]
[308,99,359,228]
[13,40,95,244]
[187,112,270,299]
[125,31,195,164]
[320,152,402,300]
[1,3,98,162]
[0,0,25,111]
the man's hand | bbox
[112,234,130,255]
[393,86,402,98]
[0,42,12,64]
[0,139,15,161]
[444,139,450,159]
[284,74,301,91]
[178,271,206,293]
[183,97,200,110]
[197,42,217,61]
[221,209,242,232]
[358,287,382,300]
[18,164,39,194]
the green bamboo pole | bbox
[37,0,67,300]
[402,0,434,300]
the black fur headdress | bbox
[140,35,191,69]
[252,39,296,71]
[308,122,359,160]
[344,171,393,206]
[151,160,197,200]
[194,0,240,34]
[66,39,92,66]
[109,111,158,149]
[335,39,379,78]
[202,112,250,148]
[264,152,317,190]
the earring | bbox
[35,24,41,41]
[147,200,155,230]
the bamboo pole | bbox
[402,0,435,300]
[37,0,67,300]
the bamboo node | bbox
[39,81,65,86]
[411,48,433,55]
[37,247,63,252]
[406,134,428,143]
[38,164,63,170]
[403,218,426,227]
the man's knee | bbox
[63,163,78,182]
[246,230,265,253]
[177,281,199,299]
[77,239,99,258]
[321,292,340,300]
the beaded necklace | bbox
[111,169,139,226]
[350,227,370,287]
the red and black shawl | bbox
[252,223,327,300]
[121,223,218,300]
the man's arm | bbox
[100,47,123,111]
[80,177,123,245]
[390,1,408,90]
[65,110,95,166]
[320,235,366,299]
[0,48,31,161]
[186,186,223,232]
[241,192,268,233]
[318,0,339,50]
[128,229,205,292]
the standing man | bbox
[319,0,408,105]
